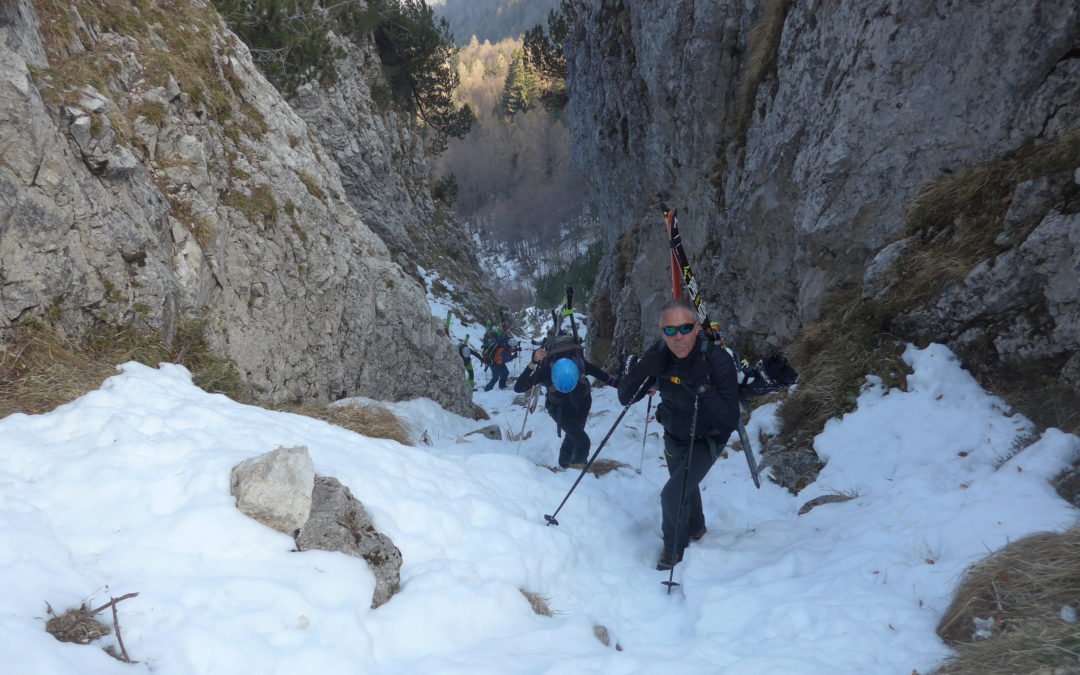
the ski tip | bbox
[544,515,559,527]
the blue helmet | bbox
[551,358,580,393]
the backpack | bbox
[762,354,799,386]
[480,330,499,364]
[544,336,586,389]
[701,340,798,402]
[489,333,519,366]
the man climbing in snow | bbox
[618,299,740,571]
[515,338,618,469]
[483,326,518,391]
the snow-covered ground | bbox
[416,270,586,383]
[0,344,1076,674]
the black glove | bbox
[622,353,638,376]
[634,349,667,378]
[606,375,620,388]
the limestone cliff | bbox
[0,0,479,415]
[567,0,1079,394]
[290,33,496,324]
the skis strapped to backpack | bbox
[527,305,566,414]
[543,287,586,384]
[662,204,724,343]
[660,204,761,489]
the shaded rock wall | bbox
[567,0,1080,390]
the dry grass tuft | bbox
[520,589,553,617]
[280,402,414,446]
[778,292,908,444]
[585,458,632,477]
[888,128,1080,317]
[167,320,247,398]
[994,432,1040,469]
[934,527,1080,674]
[0,324,114,418]
[0,320,246,420]
[538,460,631,476]
[977,359,1080,438]
[748,390,786,408]
[0,318,415,443]
[45,606,111,645]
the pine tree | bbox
[523,2,574,112]
[500,49,539,116]
[371,0,475,149]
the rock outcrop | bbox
[230,447,403,609]
[231,446,316,534]
[0,0,475,415]
[290,34,497,325]
[295,476,402,609]
[566,0,1080,392]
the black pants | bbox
[660,434,720,554]
[549,396,591,467]
[461,356,474,385]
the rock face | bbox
[289,34,497,325]
[896,208,1080,381]
[566,0,1080,390]
[0,0,475,415]
[230,446,316,534]
[295,476,402,609]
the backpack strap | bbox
[690,338,740,390]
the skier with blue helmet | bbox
[514,338,619,469]
[550,357,580,393]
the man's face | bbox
[659,307,699,359]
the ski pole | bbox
[635,394,654,474]
[514,385,538,455]
[736,405,762,489]
[528,381,540,413]
[663,394,700,593]
[544,379,648,527]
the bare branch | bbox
[88,592,139,617]
[111,599,134,664]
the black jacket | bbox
[618,337,740,443]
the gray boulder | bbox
[464,424,503,441]
[296,476,402,609]
[230,446,315,534]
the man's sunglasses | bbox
[661,323,696,337]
